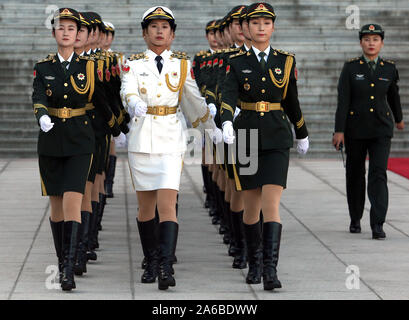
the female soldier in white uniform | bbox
[121,6,221,290]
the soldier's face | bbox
[75,26,89,49]
[229,19,245,44]
[206,30,218,49]
[215,30,224,48]
[53,19,78,48]
[145,20,174,48]
[360,35,384,57]
[223,28,232,46]
[106,32,114,48]
[241,21,252,41]
[99,32,107,47]
[248,17,274,44]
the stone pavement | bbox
[0,157,408,300]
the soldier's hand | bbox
[296,136,309,155]
[222,121,235,145]
[114,132,127,148]
[212,128,223,144]
[128,96,147,117]
[396,121,405,130]
[208,103,217,118]
[332,132,344,151]
[39,115,54,133]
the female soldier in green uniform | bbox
[333,24,404,239]
[33,8,104,291]
[221,3,309,291]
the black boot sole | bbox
[158,278,176,290]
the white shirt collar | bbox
[146,49,171,62]
[252,45,271,62]
[87,49,92,55]
[244,43,250,52]
[57,52,74,64]
[210,48,215,54]
[234,43,241,48]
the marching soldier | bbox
[333,24,404,239]
[220,3,309,291]
[121,6,221,290]
[33,8,105,291]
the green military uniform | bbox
[221,47,307,191]
[335,24,403,237]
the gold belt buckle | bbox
[59,108,72,118]
[157,106,166,116]
[256,101,269,112]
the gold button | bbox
[262,77,266,82]
[157,94,161,98]
[154,116,157,120]
[370,108,374,112]
[62,119,66,122]
[387,112,390,116]
[142,82,145,85]
[261,89,265,94]
[84,121,88,125]
[350,111,354,115]
[371,83,375,87]
[158,83,162,86]
[245,78,248,81]
[64,83,68,87]
[92,115,95,119]
[282,116,285,119]
[64,95,68,99]
[370,96,374,100]
[260,112,264,116]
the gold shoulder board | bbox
[229,50,246,59]
[275,49,295,57]
[37,53,55,63]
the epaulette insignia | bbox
[79,55,95,61]
[129,53,147,61]
[384,59,395,64]
[347,57,360,63]
[229,50,246,59]
[275,49,295,57]
[37,54,56,63]
[171,52,190,60]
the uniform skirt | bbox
[39,154,93,196]
[233,148,290,191]
[128,152,184,191]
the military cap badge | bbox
[369,25,375,31]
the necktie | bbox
[368,61,376,75]
[155,56,163,74]
[61,61,69,75]
[258,52,267,71]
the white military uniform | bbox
[121,49,217,191]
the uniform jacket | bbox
[335,56,402,139]
[120,49,217,154]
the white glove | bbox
[39,115,54,133]
[233,107,241,121]
[114,132,127,148]
[212,128,223,144]
[296,136,309,155]
[222,121,235,145]
[128,96,147,117]
[208,103,217,118]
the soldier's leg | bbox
[223,175,232,245]
[367,137,391,227]
[49,196,64,283]
[260,185,284,290]
[242,188,262,284]
[156,189,178,290]
[229,179,246,269]
[345,137,368,223]
[136,191,159,284]
[106,138,117,198]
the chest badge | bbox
[274,68,282,75]
[77,73,85,81]
[244,83,251,91]
[46,89,52,96]
[355,74,365,80]
[172,72,178,78]
[242,69,252,74]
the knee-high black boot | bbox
[158,221,178,290]
[106,155,117,198]
[223,200,232,246]
[137,218,159,283]
[231,211,247,269]
[201,165,211,208]
[97,193,106,231]
[49,219,64,283]
[88,201,99,255]
[74,211,90,275]
[263,222,282,290]
[208,179,218,218]
[244,221,262,284]
[61,221,80,291]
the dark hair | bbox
[141,19,177,32]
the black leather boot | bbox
[105,155,117,198]
[74,211,90,275]
[244,222,262,284]
[97,193,106,231]
[61,221,80,291]
[223,200,232,246]
[263,222,282,290]
[137,218,159,283]
[49,219,64,283]
[231,211,247,269]
[73,219,84,276]
[208,179,218,217]
[158,222,178,290]
[88,201,99,257]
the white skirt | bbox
[128,152,184,191]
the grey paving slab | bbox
[0,158,408,300]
